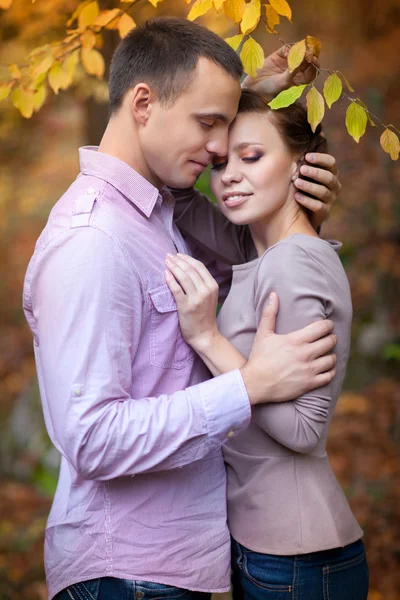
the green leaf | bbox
[323,73,342,108]
[338,71,354,92]
[345,101,367,143]
[268,84,307,109]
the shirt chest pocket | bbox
[148,284,194,370]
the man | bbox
[23,17,339,600]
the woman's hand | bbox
[164,253,220,352]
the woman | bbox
[164,89,368,600]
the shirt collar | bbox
[79,146,161,218]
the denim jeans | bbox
[54,577,212,600]
[231,538,369,600]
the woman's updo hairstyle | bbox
[237,88,327,169]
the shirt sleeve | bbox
[27,226,251,480]
[171,187,256,300]
[251,241,333,454]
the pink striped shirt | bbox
[23,147,251,599]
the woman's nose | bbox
[221,166,242,186]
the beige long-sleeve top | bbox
[173,188,363,555]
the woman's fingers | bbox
[165,270,185,304]
[165,255,198,295]
[175,254,219,292]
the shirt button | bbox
[227,430,235,439]
[86,187,97,195]
[74,388,82,397]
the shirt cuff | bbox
[199,369,251,448]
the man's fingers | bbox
[294,194,324,214]
[293,319,335,344]
[308,334,337,360]
[314,367,337,388]
[293,177,331,201]
[258,292,279,335]
[298,165,337,189]
[305,152,338,175]
[312,353,337,375]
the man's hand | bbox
[294,152,342,229]
[241,293,337,405]
[242,45,319,96]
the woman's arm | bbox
[251,242,338,453]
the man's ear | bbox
[129,83,153,126]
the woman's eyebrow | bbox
[233,142,265,151]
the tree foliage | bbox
[0,0,398,159]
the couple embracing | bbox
[23,16,368,600]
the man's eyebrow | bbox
[195,112,230,123]
[233,142,265,151]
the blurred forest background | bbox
[0,0,399,599]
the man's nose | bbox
[206,135,228,157]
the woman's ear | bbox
[129,83,153,126]
[290,161,300,182]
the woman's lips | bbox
[223,194,251,208]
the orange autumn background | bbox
[0,1,399,599]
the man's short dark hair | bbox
[108,16,243,112]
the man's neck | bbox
[98,119,162,190]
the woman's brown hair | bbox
[237,88,327,177]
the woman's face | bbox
[210,111,298,227]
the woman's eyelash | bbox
[211,162,226,171]
[243,155,261,163]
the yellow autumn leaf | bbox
[12,87,34,119]
[78,1,99,29]
[60,51,79,89]
[269,0,291,21]
[323,73,342,108]
[240,0,261,35]
[0,0,13,8]
[33,85,47,111]
[0,82,13,101]
[380,128,400,160]
[187,0,213,21]
[48,61,70,94]
[306,87,325,132]
[29,47,54,80]
[338,71,354,92]
[288,39,306,73]
[213,0,225,11]
[240,36,264,78]
[147,0,164,5]
[265,5,280,33]
[67,0,92,27]
[305,35,321,61]
[9,64,21,79]
[345,101,367,143]
[81,30,96,49]
[225,34,244,51]
[118,13,136,38]
[224,0,245,23]
[81,48,105,79]
[94,9,122,30]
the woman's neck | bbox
[249,192,319,257]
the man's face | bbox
[139,57,241,189]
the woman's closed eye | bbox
[242,154,262,163]
[211,160,227,171]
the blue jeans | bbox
[54,577,212,600]
[231,538,369,600]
